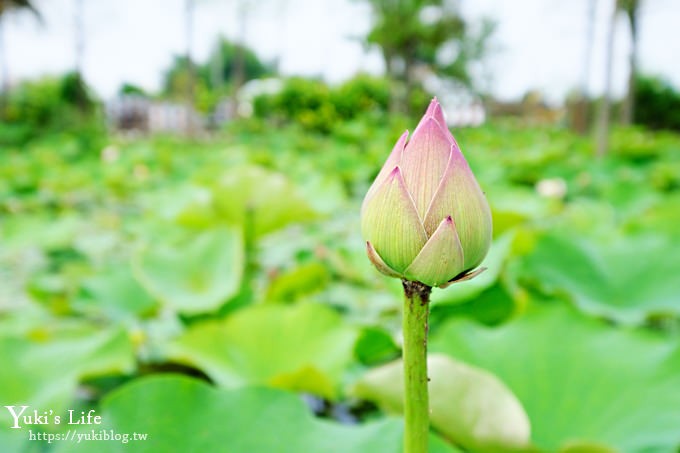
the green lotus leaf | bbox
[77,266,157,319]
[430,302,680,452]
[164,303,357,399]
[519,232,680,323]
[132,226,243,314]
[431,231,515,306]
[0,322,135,452]
[57,375,460,453]
[265,262,331,303]
[210,165,318,237]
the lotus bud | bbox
[361,98,492,287]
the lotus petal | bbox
[361,167,428,272]
[400,118,452,219]
[424,98,448,130]
[404,216,465,287]
[423,146,492,270]
[438,267,487,289]
[363,130,409,206]
[366,241,403,278]
[413,98,450,139]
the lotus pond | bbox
[1,119,679,452]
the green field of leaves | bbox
[1,119,679,452]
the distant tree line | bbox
[2,0,680,146]
[159,37,275,113]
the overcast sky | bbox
[2,0,679,102]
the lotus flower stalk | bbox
[361,98,492,453]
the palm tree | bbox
[595,0,642,155]
[74,0,84,76]
[619,0,641,125]
[184,0,197,134]
[0,0,41,115]
[582,0,597,97]
[596,0,618,157]
[573,0,597,134]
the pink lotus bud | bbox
[361,98,492,287]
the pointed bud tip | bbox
[425,98,440,115]
[399,129,410,144]
[414,116,450,141]
[421,98,448,130]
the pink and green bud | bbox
[361,98,492,287]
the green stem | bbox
[402,279,432,453]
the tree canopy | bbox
[362,0,494,112]
[162,37,274,98]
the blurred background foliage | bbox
[1,0,680,452]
